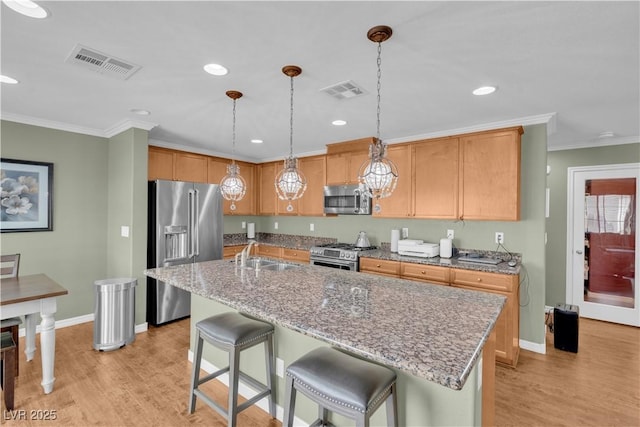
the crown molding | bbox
[385,112,557,145]
[104,118,157,137]
[148,138,258,163]
[0,112,106,138]
[1,112,156,139]
[547,135,640,152]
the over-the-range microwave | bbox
[323,184,371,215]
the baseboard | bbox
[520,338,546,354]
[187,350,308,426]
[18,313,148,337]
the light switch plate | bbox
[401,228,409,239]
[120,226,129,237]
[276,358,284,378]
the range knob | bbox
[340,252,345,258]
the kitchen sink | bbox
[231,257,299,271]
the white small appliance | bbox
[397,239,440,258]
[440,238,453,258]
[390,229,400,253]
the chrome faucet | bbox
[236,240,258,268]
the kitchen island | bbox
[144,259,505,426]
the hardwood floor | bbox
[1,317,638,426]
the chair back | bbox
[0,254,20,278]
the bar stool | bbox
[1,331,16,410]
[188,312,276,427]
[283,347,398,427]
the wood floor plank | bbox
[1,317,638,426]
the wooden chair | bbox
[1,254,21,376]
[1,331,16,410]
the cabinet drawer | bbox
[282,248,310,263]
[223,245,245,260]
[256,245,282,258]
[401,263,450,284]
[359,258,400,277]
[451,269,517,292]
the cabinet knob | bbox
[576,250,583,254]
[376,264,381,268]
[477,278,482,282]
[421,271,426,274]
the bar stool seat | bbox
[188,312,276,427]
[284,347,398,427]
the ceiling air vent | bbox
[320,80,367,100]
[65,44,141,80]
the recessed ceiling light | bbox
[472,86,497,96]
[332,120,347,126]
[251,139,263,144]
[130,108,151,116]
[0,75,19,84]
[2,0,48,19]
[203,63,228,76]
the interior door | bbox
[567,164,639,326]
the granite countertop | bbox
[223,232,336,250]
[144,259,505,390]
[361,249,522,275]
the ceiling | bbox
[1,1,638,162]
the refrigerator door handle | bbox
[188,188,196,258]
[194,188,200,257]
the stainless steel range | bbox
[309,243,377,271]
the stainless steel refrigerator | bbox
[147,180,223,326]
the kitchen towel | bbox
[440,238,452,258]
[247,223,255,239]
[390,229,400,252]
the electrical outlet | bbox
[310,223,314,231]
[401,228,409,239]
[447,229,454,239]
[495,232,504,244]
[274,222,279,230]
[242,221,246,229]
[276,357,284,378]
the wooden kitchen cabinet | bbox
[459,127,522,221]
[148,146,174,180]
[281,248,310,263]
[413,137,459,219]
[450,269,520,367]
[298,155,326,216]
[223,245,245,260]
[359,258,400,277]
[325,137,373,185]
[400,262,450,285]
[208,157,256,215]
[258,162,279,215]
[372,144,412,217]
[174,152,208,183]
[256,244,282,258]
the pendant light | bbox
[220,90,246,210]
[358,25,398,213]
[275,65,307,212]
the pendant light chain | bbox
[289,74,294,158]
[376,41,382,143]
[231,97,237,164]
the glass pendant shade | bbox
[275,157,307,211]
[358,140,398,199]
[220,161,246,210]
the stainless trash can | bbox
[93,278,137,351]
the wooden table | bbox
[1,274,68,394]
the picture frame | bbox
[1,158,53,232]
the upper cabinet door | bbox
[174,152,208,183]
[258,162,278,215]
[298,155,326,216]
[148,147,174,181]
[459,127,522,221]
[372,144,412,218]
[208,157,256,215]
[413,138,459,219]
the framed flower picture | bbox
[1,158,53,232]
